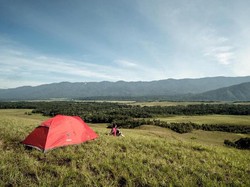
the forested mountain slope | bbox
[0,76,250,100]
[189,82,250,101]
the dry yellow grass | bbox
[157,115,250,125]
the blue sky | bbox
[0,0,250,88]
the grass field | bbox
[157,115,250,126]
[0,109,250,186]
[129,101,238,106]
[135,125,250,146]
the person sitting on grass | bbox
[110,124,117,136]
[110,124,124,137]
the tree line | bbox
[0,101,249,134]
[1,101,249,116]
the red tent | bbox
[22,115,98,152]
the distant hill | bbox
[0,76,250,101]
[189,82,250,101]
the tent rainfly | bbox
[22,115,98,152]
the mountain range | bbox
[0,76,250,101]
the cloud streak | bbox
[115,59,138,68]
[0,37,167,88]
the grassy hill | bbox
[0,109,250,186]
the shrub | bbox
[224,140,236,147]
[224,138,250,149]
[168,122,194,133]
[235,138,250,149]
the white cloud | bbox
[0,38,168,88]
[0,78,45,89]
[136,1,241,71]
[204,45,235,65]
[114,59,138,68]
[214,52,234,65]
[201,32,235,65]
[231,48,250,76]
[0,50,117,81]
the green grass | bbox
[0,109,250,186]
[157,115,250,126]
[135,125,250,146]
[130,101,235,107]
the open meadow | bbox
[0,109,250,186]
[129,101,248,107]
[129,101,220,107]
[157,115,250,126]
